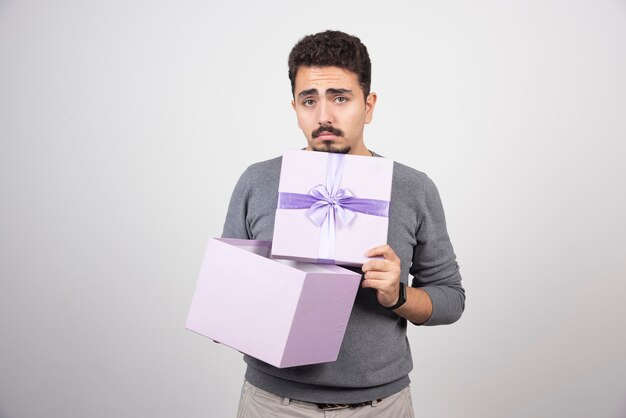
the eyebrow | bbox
[297,88,318,98]
[297,88,354,98]
[326,88,353,96]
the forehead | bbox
[294,66,361,93]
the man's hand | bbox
[361,244,402,308]
[362,244,434,324]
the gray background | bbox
[1,0,625,417]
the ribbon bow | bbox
[306,184,357,228]
[277,153,389,263]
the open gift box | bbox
[186,237,362,368]
[272,150,394,266]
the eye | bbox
[303,99,316,106]
[335,96,349,104]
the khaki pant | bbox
[237,380,416,418]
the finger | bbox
[365,244,388,257]
[361,278,383,290]
[365,244,400,263]
[363,262,401,278]
[362,259,391,272]
[363,270,388,281]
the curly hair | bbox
[288,30,371,100]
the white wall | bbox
[1,1,625,417]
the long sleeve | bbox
[410,177,465,325]
[221,168,252,240]
[220,157,282,242]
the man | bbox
[222,30,465,417]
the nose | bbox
[317,100,334,125]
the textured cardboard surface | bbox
[186,238,361,367]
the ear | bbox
[364,92,377,124]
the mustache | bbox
[312,124,344,139]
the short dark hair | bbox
[288,30,371,99]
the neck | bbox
[349,143,372,156]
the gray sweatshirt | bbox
[222,153,465,404]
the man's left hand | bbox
[361,244,402,308]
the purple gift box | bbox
[186,237,361,368]
[272,150,394,266]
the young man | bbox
[223,30,465,418]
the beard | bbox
[311,140,351,154]
[310,124,350,154]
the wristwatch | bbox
[384,282,407,310]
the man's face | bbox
[291,66,377,156]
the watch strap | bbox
[385,282,407,310]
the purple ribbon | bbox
[277,153,389,262]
